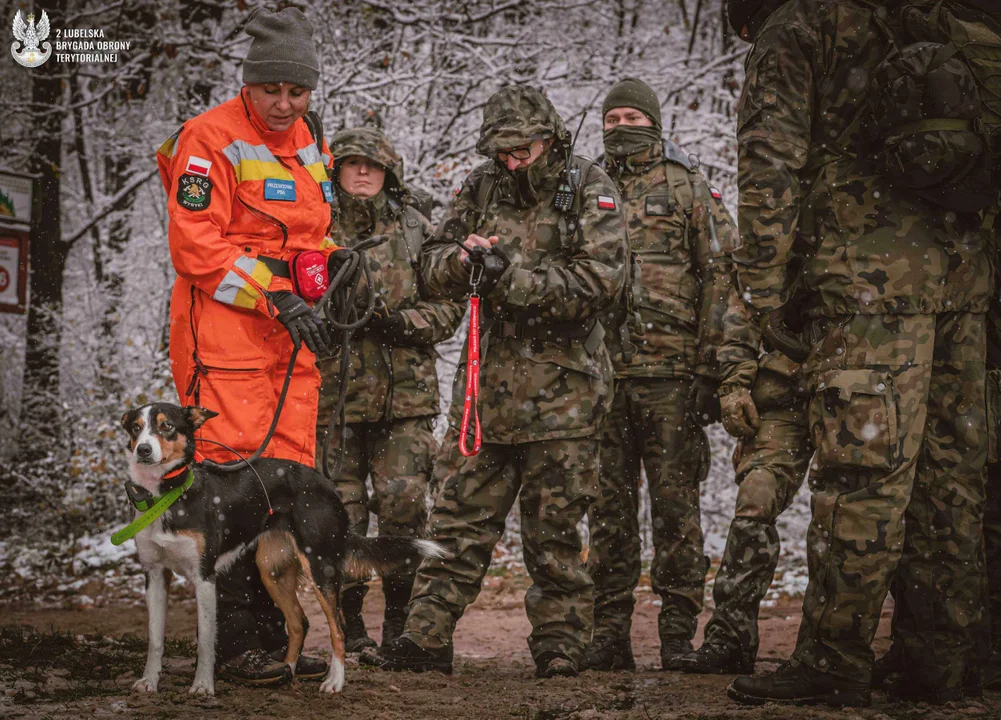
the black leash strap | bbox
[316,234,390,481]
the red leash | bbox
[459,267,483,457]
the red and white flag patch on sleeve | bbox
[185,156,212,178]
[597,195,617,210]
[710,187,722,200]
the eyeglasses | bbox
[497,144,534,161]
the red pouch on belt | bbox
[290,250,329,302]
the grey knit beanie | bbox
[242,8,320,90]
[602,78,663,133]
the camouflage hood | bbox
[476,85,569,156]
[331,126,406,194]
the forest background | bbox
[0,0,810,599]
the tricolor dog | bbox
[120,402,444,695]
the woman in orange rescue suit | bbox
[155,8,345,686]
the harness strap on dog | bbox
[111,468,195,546]
[459,266,483,457]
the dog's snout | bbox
[136,443,153,459]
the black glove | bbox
[326,248,353,279]
[368,310,413,346]
[268,291,331,356]
[687,374,721,426]
[463,245,511,297]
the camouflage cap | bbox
[331,126,405,191]
[476,85,569,157]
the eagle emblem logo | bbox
[11,10,52,68]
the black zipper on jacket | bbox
[237,196,289,248]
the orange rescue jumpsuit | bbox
[157,89,337,465]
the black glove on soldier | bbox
[463,245,511,297]
[268,290,331,356]
[368,310,412,346]
[326,248,353,279]
[687,374,722,426]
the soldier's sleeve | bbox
[731,17,816,313]
[492,165,628,323]
[691,175,738,378]
[399,215,465,345]
[717,284,762,392]
[419,168,484,302]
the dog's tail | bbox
[342,534,447,578]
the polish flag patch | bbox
[597,195,616,210]
[185,156,212,177]
[710,187,722,200]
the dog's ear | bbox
[185,406,218,429]
[121,411,133,430]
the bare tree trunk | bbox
[19,0,69,458]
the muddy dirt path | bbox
[1,574,997,719]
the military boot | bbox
[536,652,580,678]
[217,648,293,686]
[660,638,693,671]
[678,639,754,675]
[342,585,377,653]
[382,572,414,648]
[580,634,635,671]
[359,636,453,674]
[728,660,871,707]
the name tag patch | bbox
[264,178,297,202]
[645,194,674,216]
[321,180,334,203]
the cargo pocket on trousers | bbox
[196,359,275,453]
[810,369,899,471]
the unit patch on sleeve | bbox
[177,174,213,211]
[597,195,617,210]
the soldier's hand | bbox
[720,387,760,438]
[458,233,499,263]
[687,374,721,426]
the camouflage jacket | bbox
[318,192,463,425]
[422,158,629,444]
[601,141,737,380]
[733,0,991,318]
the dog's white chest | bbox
[135,520,200,579]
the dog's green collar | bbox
[111,468,194,546]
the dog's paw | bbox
[133,676,159,693]
[319,659,344,694]
[188,679,214,696]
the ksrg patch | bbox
[177,174,213,211]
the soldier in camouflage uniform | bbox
[363,85,628,678]
[581,78,737,672]
[677,286,811,675]
[315,127,463,652]
[725,0,991,707]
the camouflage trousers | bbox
[403,429,598,666]
[585,377,709,644]
[988,370,1001,654]
[793,313,987,692]
[703,402,811,664]
[317,416,436,592]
